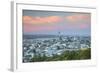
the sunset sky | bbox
[23,10,91,36]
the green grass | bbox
[30,48,91,62]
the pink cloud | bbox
[23,16,63,32]
[65,14,91,23]
[24,24,59,32]
[23,16,62,25]
[23,14,90,32]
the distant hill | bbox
[23,34,58,39]
[23,34,90,39]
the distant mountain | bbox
[23,34,58,39]
[23,34,90,39]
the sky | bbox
[23,10,91,36]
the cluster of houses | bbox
[23,35,91,62]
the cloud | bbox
[23,16,62,25]
[65,14,91,23]
[24,25,59,32]
[64,14,91,29]
[23,14,91,32]
[23,16,63,32]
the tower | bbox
[58,32,62,40]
